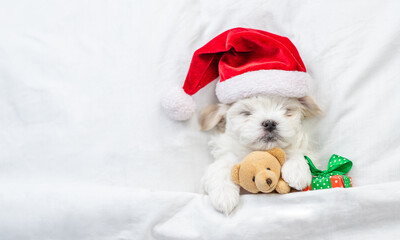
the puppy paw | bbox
[208,184,240,215]
[281,157,311,190]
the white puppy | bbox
[200,95,321,215]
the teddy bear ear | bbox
[267,148,286,165]
[231,164,241,185]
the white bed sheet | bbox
[0,0,400,239]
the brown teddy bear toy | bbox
[231,148,291,194]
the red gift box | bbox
[302,175,352,192]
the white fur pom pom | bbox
[161,86,196,121]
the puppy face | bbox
[227,95,304,150]
[200,95,321,150]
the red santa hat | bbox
[162,27,310,121]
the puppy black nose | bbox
[261,120,277,132]
[266,178,272,186]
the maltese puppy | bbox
[200,95,321,215]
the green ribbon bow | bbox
[305,154,353,177]
[304,154,353,190]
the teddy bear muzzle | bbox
[255,170,278,193]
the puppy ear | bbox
[199,104,229,132]
[267,148,286,165]
[298,96,322,118]
[231,164,241,185]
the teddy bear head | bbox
[231,148,286,193]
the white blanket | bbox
[1,0,400,239]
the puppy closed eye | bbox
[240,110,252,116]
[285,108,295,117]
